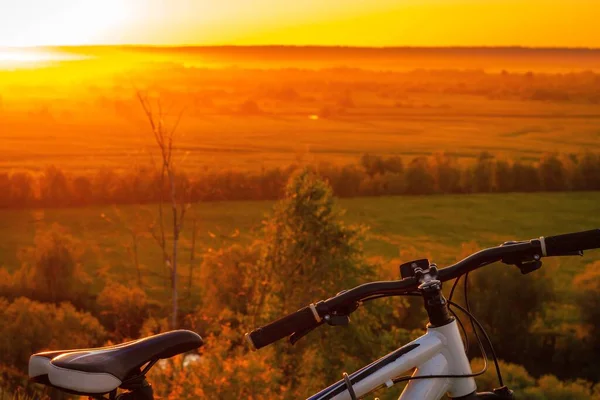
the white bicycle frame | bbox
[308,319,476,400]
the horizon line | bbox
[4,44,600,51]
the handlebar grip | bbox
[543,229,600,256]
[245,305,321,350]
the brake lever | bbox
[503,250,583,275]
[324,299,360,325]
[325,314,351,326]
[501,252,543,275]
[289,301,359,345]
[515,260,543,275]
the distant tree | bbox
[573,153,600,190]
[513,162,541,192]
[360,154,386,177]
[383,156,404,175]
[258,167,288,199]
[358,173,386,196]
[472,152,495,192]
[323,164,365,198]
[381,171,405,195]
[9,172,35,207]
[431,153,461,193]
[72,175,93,206]
[539,154,567,191]
[558,154,578,188]
[494,159,514,192]
[405,157,435,194]
[92,168,120,204]
[39,166,71,207]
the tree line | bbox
[0,152,599,209]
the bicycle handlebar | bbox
[246,229,600,350]
[245,305,323,350]
[544,229,600,256]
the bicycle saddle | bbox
[29,330,203,395]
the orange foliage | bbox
[0,297,106,370]
[148,325,283,400]
[97,281,149,341]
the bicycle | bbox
[28,229,600,399]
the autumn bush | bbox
[148,325,282,400]
[197,243,262,323]
[3,224,92,310]
[97,281,150,342]
[572,261,600,381]
[470,358,600,400]
[0,297,106,371]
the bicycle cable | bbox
[448,275,461,302]
[464,273,504,387]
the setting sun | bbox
[0,0,130,46]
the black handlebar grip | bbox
[245,305,321,350]
[543,229,600,256]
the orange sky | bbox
[0,0,599,48]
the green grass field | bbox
[2,192,599,297]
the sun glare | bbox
[0,0,130,47]
[0,49,57,62]
[0,48,86,68]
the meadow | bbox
[2,192,598,295]
[3,95,599,174]
[2,47,600,175]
